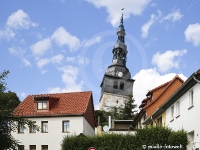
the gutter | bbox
[193,71,200,84]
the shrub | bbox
[61,126,188,150]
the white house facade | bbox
[145,69,200,150]
[12,91,95,150]
[165,76,200,150]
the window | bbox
[119,82,124,90]
[38,101,47,110]
[176,101,180,116]
[30,122,36,133]
[63,121,70,132]
[113,81,118,89]
[157,116,162,125]
[18,123,24,133]
[189,90,194,107]
[171,105,174,120]
[42,121,48,133]
[42,145,48,150]
[18,145,24,150]
[30,145,36,150]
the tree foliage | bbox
[95,95,138,126]
[0,70,39,150]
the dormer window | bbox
[38,101,47,110]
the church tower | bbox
[99,13,135,111]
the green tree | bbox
[118,95,138,120]
[95,95,138,127]
[0,70,39,150]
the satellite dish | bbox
[103,125,109,132]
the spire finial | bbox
[121,7,124,24]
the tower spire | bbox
[112,8,127,65]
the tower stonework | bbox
[99,14,135,111]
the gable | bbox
[144,76,184,117]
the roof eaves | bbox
[147,72,198,119]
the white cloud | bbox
[66,56,76,63]
[133,68,187,108]
[8,47,25,57]
[152,49,187,73]
[21,92,27,99]
[0,28,15,39]
[77,56,90,65]
[161,9,183,22]
[66,56,90,65]
[47,65,83,93]
[51,27,81,52]
[30,38,52,57]
[22,58,31,66]
[37,54,64,68]
[151,3,157,7]
[94,104,100,110]
[185,23,200,47]
[86,0,151,26]
[141,14,155,38]
[82,36,101,46]
[8,47,31,67]
[0,10,38,40]
[6,9,38,30]
[37,58,50,68]
[141,10,162,38]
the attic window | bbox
[38,101,47,110]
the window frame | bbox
[42,145,48,150]
[189,89,194,107]
[37,101,47,110]
[62,120,70,133]
[29,122,36,133]
[30,145,36,150]
[176,101,180,117]
[41,121,48,133]
[171,105,174,120]
[18,123,24,133]
[157,116,162,125]
[18,145,24,150]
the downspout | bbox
[193,72,200,84]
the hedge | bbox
[61,126,188,150]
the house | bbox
[12,91,95,150]
[132,75,184,128]
[142,69,200,150]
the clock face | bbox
[118,72,123,77]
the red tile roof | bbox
[139,75,184,109]
[14,91,93,117]
[143,75,184,109]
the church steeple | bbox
[99,11,135,111]
[112,13,128,66]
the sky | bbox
[1,0,200,110]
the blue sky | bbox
[1,0,200,109]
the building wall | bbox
[145,79,183,117]
[12,116,94,150]
[165,83,200,150]
[99,92,129,111]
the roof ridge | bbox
[149,80,171,92]
[29,91,92,96]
